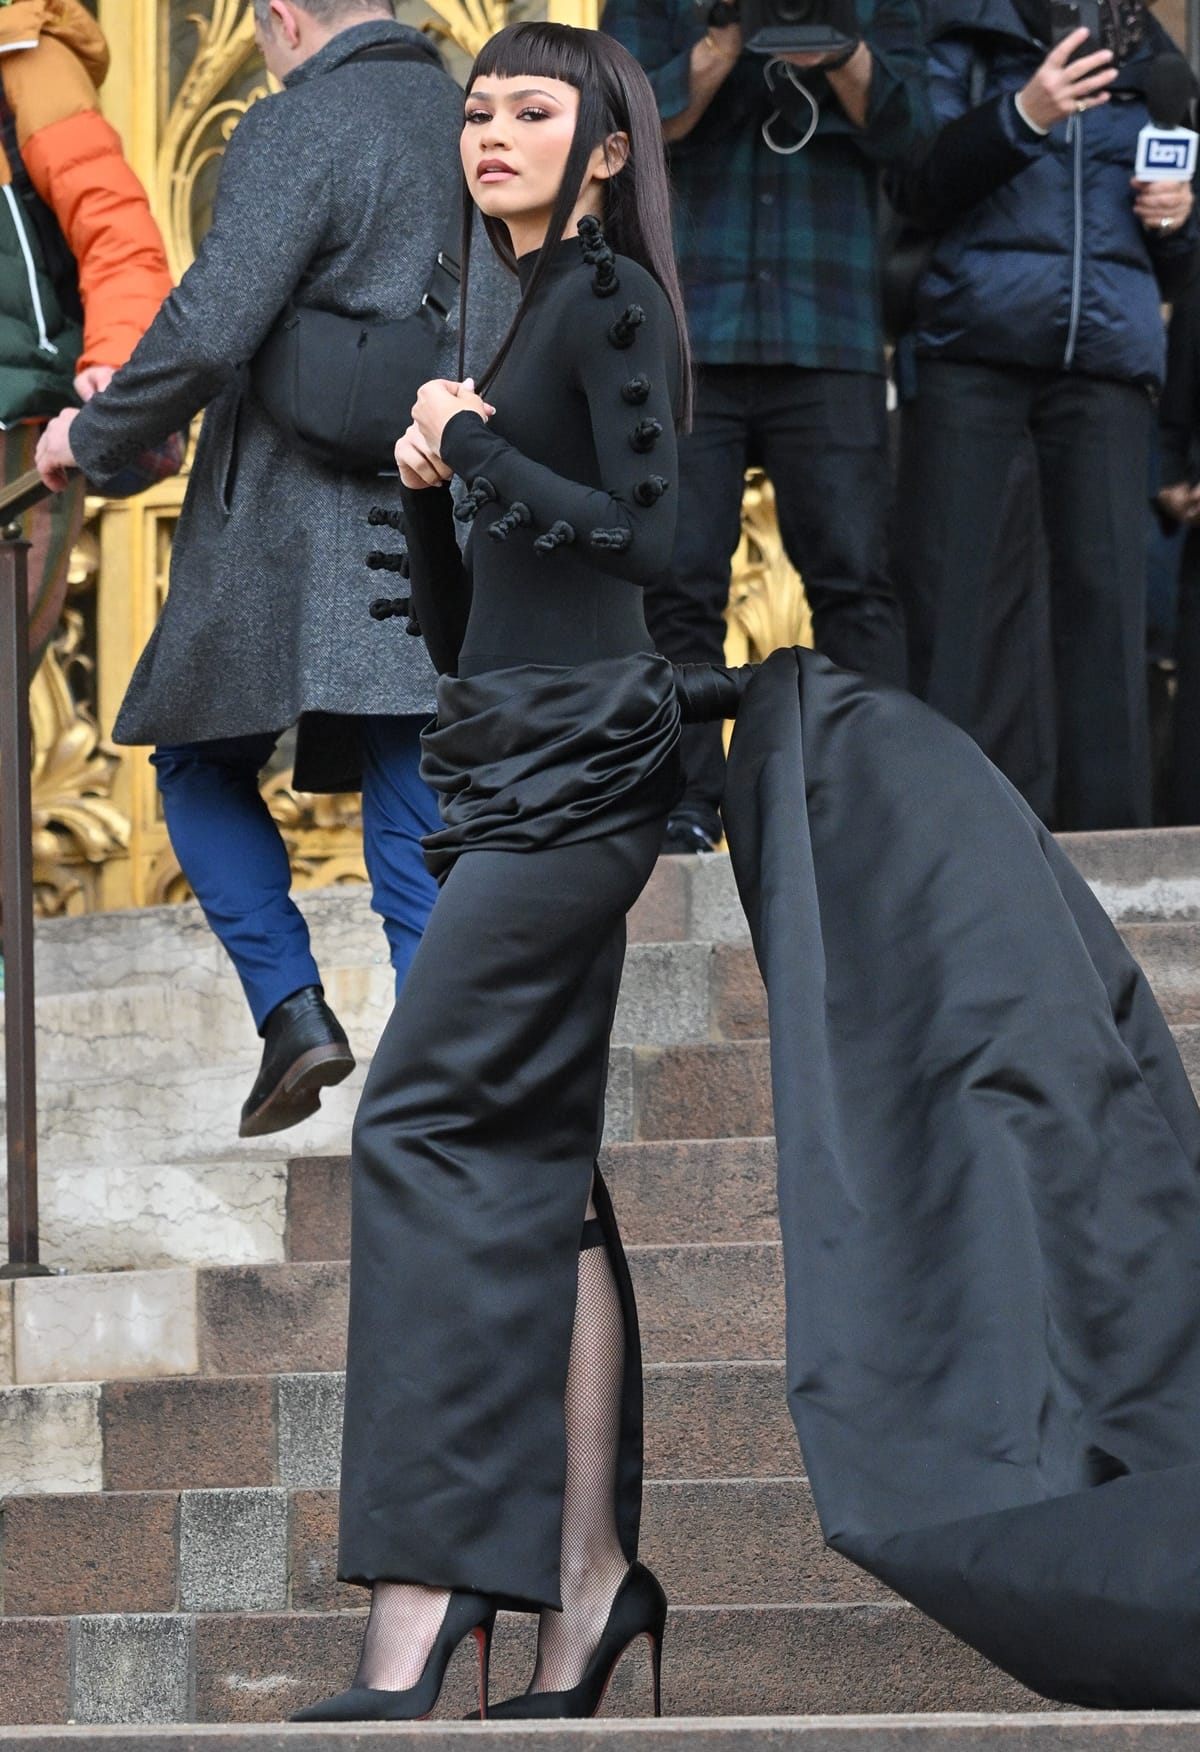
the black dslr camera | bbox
[725,0,858,58]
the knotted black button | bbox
[366,550,410,575]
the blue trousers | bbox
[152,717,439,1032]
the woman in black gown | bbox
[295,22,695,1724]
[293,17,1200,1722]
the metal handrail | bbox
[1,465,53,1277]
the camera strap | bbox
[761,59,820,154]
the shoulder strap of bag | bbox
[342,38,462,320]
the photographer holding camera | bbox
[889,0,1198,832]
[602,0,931,851]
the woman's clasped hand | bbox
[394,377,495,490]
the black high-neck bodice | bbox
[397,226,681,678]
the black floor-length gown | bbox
[339,227,1200,1707]
[339,228,683,1610]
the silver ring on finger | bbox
[1161,216,1174,230]
[1075,98,1086,112]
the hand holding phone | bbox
[1049,0,1102,56]
[1018,23,1115,131]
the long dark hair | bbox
[456,22,693,428]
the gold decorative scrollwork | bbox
[421,0,511,56]
[156,2,269,280]
[30,612,129,918]
[724,470,812,665]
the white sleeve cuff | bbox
[1013,90,1049,136]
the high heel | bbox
[290,1589,496,1722]
[479,1561,667,1720]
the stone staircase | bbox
[3,835,1200,1744]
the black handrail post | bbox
[0,509,49,1278]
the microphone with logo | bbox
[1135,55,1200,181]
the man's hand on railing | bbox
[34,408,80,493]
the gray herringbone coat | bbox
[70,20,513,757]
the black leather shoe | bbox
[238,985,354,1138]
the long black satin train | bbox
[721,647,1200,1707]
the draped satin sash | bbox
[419,652,681,878]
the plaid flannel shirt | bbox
[602,0,933,371]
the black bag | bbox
[250,40,461,474]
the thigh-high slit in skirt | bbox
[337,653,681,1610]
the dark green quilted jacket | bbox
[0,123,81,425]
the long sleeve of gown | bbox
[437,267,680,587]
[399,482,472,677]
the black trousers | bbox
[337,818,660,1609]
[1167,527,1200,824]
[893,359,1153,832]
[645,364,907,832]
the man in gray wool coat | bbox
[35,0,512,1138]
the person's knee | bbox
[151,734,276,796]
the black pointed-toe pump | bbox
[291,1590,496,1722]
[477,1562,667,1720]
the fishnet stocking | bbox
[353,1582,453,1691]
[530,1215,630,1692]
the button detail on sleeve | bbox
[633,475,669,506]
[454,477,498,522]
[629,418,663,454]
[589,527,633,552]
[608,305,646,349]
[366,550,410,576]
[533,519,577,555]
[488,501,533,542]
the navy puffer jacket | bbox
[893,0,1197,389]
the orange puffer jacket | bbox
[1,0,171,385]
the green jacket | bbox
[0,96,81,424]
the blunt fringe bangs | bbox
[458,22,693,428]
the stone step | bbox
[1,1359,794,1498]
[1061,825,1200,921]
[0,1479,887,1619]
[23,829,1200,1016]
[22,826,1196,1014]
[2,1241,785,1390]
[21,909,1200,1102]
[0,1038,780,1279]
[26,859,749,1004]
[1116,923,1200,1023]
[6,942,767,1092]
[0,1016,773,1194]
[0,1604,1043,1726]
[2,1725,1190,1752]
[287,1138,779,1264]
[15,975,1200,1277]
